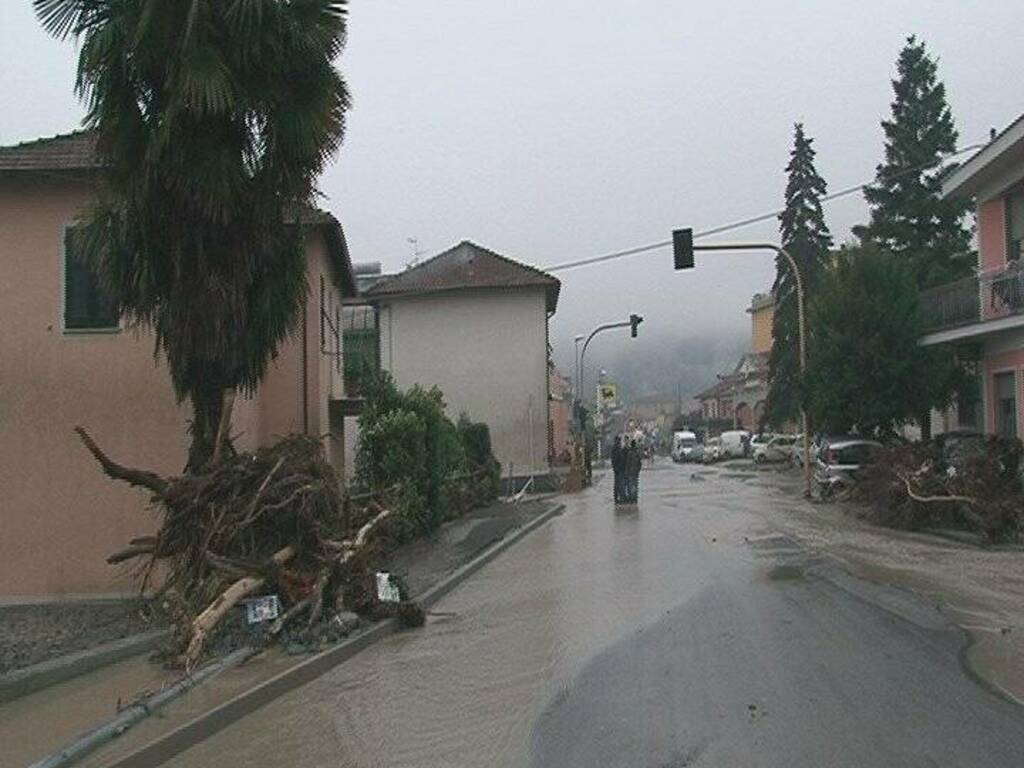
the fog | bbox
[4,0,1023,398]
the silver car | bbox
[814,438,882,497]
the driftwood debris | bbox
[75,427,401,668]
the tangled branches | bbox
[76,428,398,669]
[859,437,1024,542]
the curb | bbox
[1,629,170,705]
[41,501,565,768]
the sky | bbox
[3,1,1023,395]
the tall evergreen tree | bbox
[855,35,973,288]
[766,123,832,428]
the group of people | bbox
[611,433,643,504]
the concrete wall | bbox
[978,197,1006,274]
[378,289,550,475]
[0,177,188,598]
[0,176,346,599]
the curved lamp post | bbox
[673,232,811,497]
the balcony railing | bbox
[921,263,1024,333]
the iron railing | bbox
[921,263,1024,332]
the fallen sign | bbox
[245,595,281,624]
[375,572,402,603]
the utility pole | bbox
[672,229,811,498]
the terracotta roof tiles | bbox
[0,130,99,172]
[364,240,560,311]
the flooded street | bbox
[162,461,1024,767]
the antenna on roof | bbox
[405,237,425,269]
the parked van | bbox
[719,430,751,459]
[671,431,702,463]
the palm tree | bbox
[35,0,351,470]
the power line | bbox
[543,140,987,273]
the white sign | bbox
[245,595,281,624]
[376,572,402,603]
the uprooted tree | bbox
[76,428,395,670]
[36,0,351,470]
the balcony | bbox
[921,263,1024,336]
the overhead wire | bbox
[543,140,988,273]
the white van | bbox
[719,430,751,459]
[671,431,700,463]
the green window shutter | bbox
[64,228,118,330]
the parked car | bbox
[719,430,751,459]
[703,436,722,463]
[815,438,882,498]
[671,430,703,463]
[749,432,773,452]
[753,434,798,464]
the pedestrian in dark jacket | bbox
[611,435,625,503]
[624,439,642,503]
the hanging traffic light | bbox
[673,228,694,270]
[629,313,644,338]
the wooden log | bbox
[184,544,296,670]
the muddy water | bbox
[161,463,1024,767]
[163,468,770,767]
[747,469,1024,703]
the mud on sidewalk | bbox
[0,497,558,768]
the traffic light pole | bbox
[578,320,631,406]
[577,314,643,408]
[690,241,811,498]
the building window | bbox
[956,374,982,430]
[994,371,1018,438]
[1006,188,1024,263]
[64,228,118,331]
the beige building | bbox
[0,131,357,599]
[695,291,774,430]
[748,291,775,355]
[365,242,560,476]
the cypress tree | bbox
[766,123,832,428]
[855,35,973,288]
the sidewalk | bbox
[0,497,558,768]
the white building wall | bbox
[379,289,550,475]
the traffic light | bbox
[672,228,694,270]
[629,313,643,338]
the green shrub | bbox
[354,373,498,540]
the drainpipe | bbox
[301,306,309,435]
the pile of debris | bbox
[859,436,1023,542]
[76,428,417,669]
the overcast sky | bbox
[3,1,1023,387]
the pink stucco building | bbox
[0,131,357,599]
[921,115,1024,438]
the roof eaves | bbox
[943,114,1024,199]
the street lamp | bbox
[672,228,812,498]
[573,334,585,402]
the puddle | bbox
[767,564,805,581]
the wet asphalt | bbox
[162,460,1024,768]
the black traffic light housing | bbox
[629,313,643,338]
[673,228,694,270]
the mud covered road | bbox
[161,460,1024,767]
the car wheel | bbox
[754,454,766,465]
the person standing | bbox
[611,435,625,503]
[624,438,642,503]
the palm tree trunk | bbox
[187,383,224,473]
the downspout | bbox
[302,306,309,435]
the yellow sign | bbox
[597,383,617,408]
